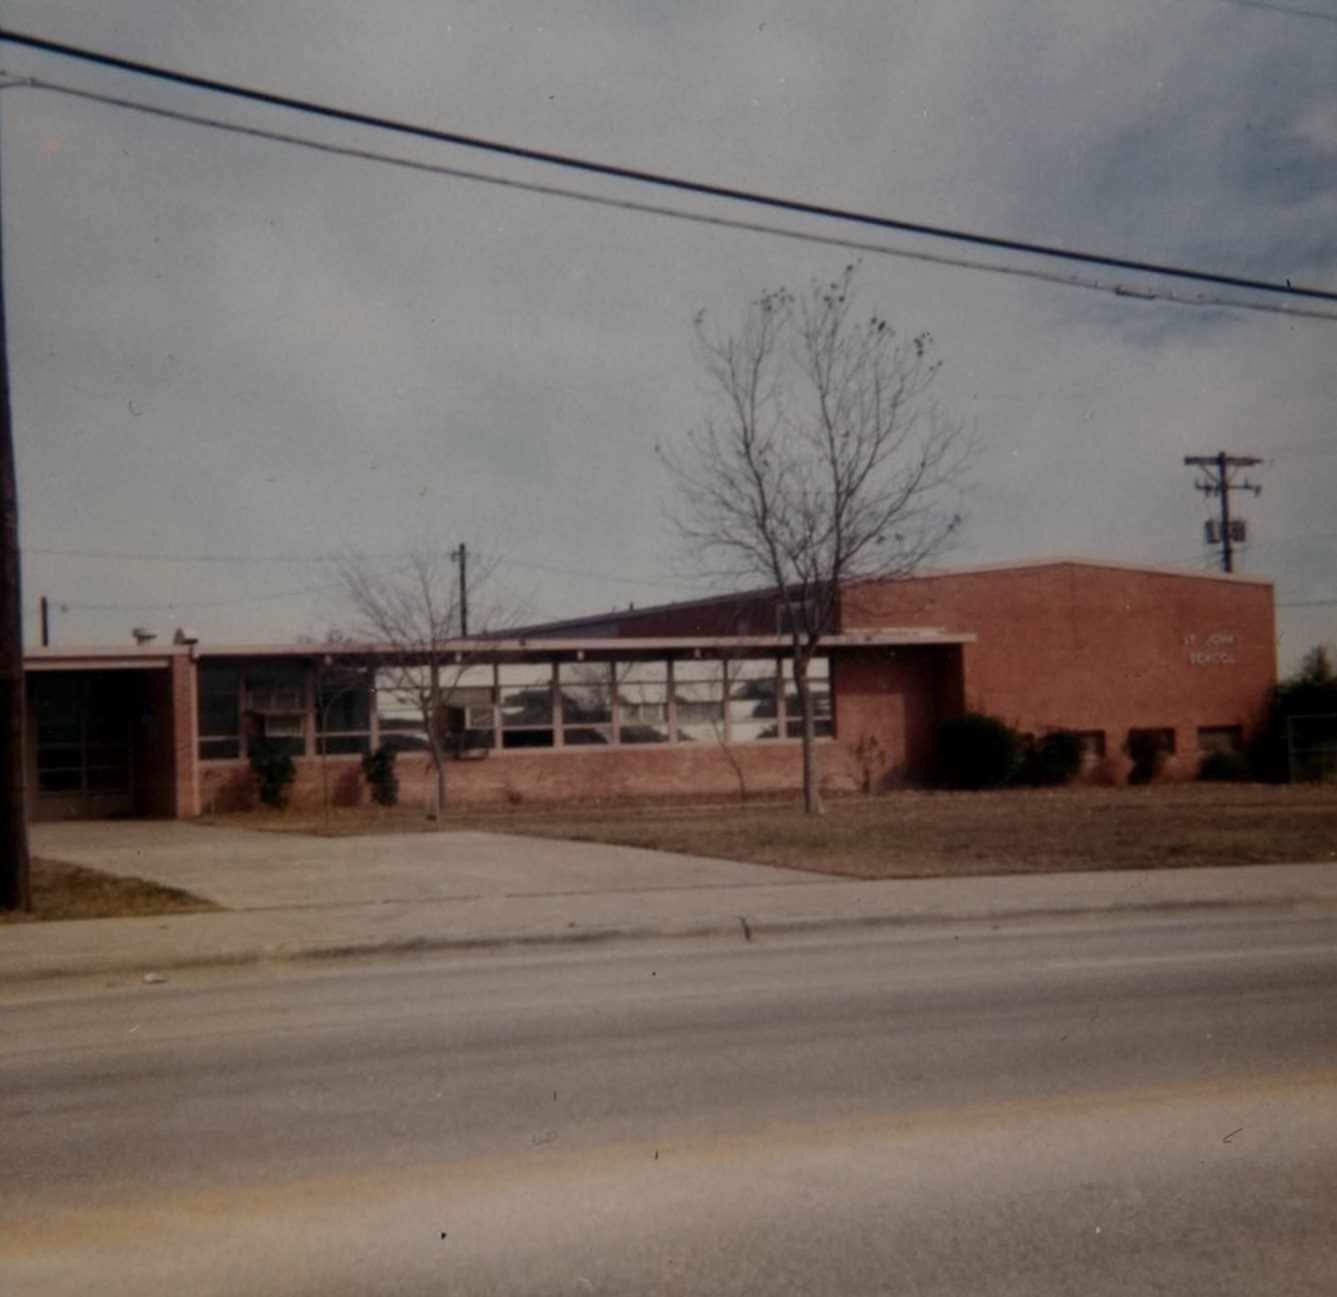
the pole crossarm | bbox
[1183,451,1265,574]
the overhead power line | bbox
[1204,0,1337,24]
[60,560,419,612]
[1250,531,1337,548]
[30,542,698,590]
[28,544,385,564]
[474,549,698,588]
[1,29,1335,313]
[8,77,1335,326]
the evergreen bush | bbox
[249,740,297,808]
[1125,730,1169,785]
[1248,646,1337,783]
[362,744,400,807]
[1198,751,1249,782]
[1017,730,1083,787]
[936,712,1022,789]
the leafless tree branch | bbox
[661,265,974,813]
[334,546,518,820]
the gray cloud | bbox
[3,0,1332,666]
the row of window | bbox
[197,658,833,761]
[1070,725,1242,762]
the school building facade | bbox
[23,558,1276,821]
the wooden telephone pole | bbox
[0,115,31,911]
[452,543,468,636]
[1184,452,1263,575]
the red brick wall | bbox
[841,563,1275,775]
[185,562,1276,814]
[199,739,863,813]
[168,654,197,817]
[833,646,963,786]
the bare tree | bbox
[337,548,503,821]
[662,265,972,815]
[311,655,370,827]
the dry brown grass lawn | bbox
[0,859,220,924]
[210,784,1337,879]
[446,784,1337,878]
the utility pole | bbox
[0,118,31,912]
[452,543,468,636]
[1183,452,1263,574]
[39,594,48,646]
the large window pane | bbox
[244,665,307,758]
[316,671,370,734]
[728,659,779,741]
[558,662,612,747]
[442,664,497,752]
[560,662,613,725]
[785,657,833,739]
[674,660,724,742]
[33,674,133,792]
[617,662,668,744]
[244,666,306,714]
[500,664,554,725]
[375,667,430,751]
[198,667,240,741]
[500,664,554,748]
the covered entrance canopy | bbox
[25,648,190,822]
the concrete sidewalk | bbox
[28,820,820,909]
[4,853,1337,987]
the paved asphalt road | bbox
[3,914,1337,1295]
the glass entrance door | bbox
[32,673,135,816]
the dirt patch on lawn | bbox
[0,858,221,924]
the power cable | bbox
[1249,531,1337,548]
[31,540,698,592]
[1,29,1334,310]
[475,549,698,588]
[8,75,1335,325]
[27,545,389,563]
[1202,0,1337,23]
[61,560,419,612]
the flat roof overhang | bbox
[26,631,973,671]
[24,630,973,672]
[24,647,181,672]
[191,630,974,664]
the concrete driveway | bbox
[29,820,815,911]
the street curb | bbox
[4,893,1332,987]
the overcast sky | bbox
[2,0,1333,670]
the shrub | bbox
[936,712,1022,789]
[1017,730,1083,787]
[1249,645,1337,783]
[249,740,297,808]
[1198,751,1249,782]
[849,732,889,795]
[361,744,400,807]
[1125,730,1169,786]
